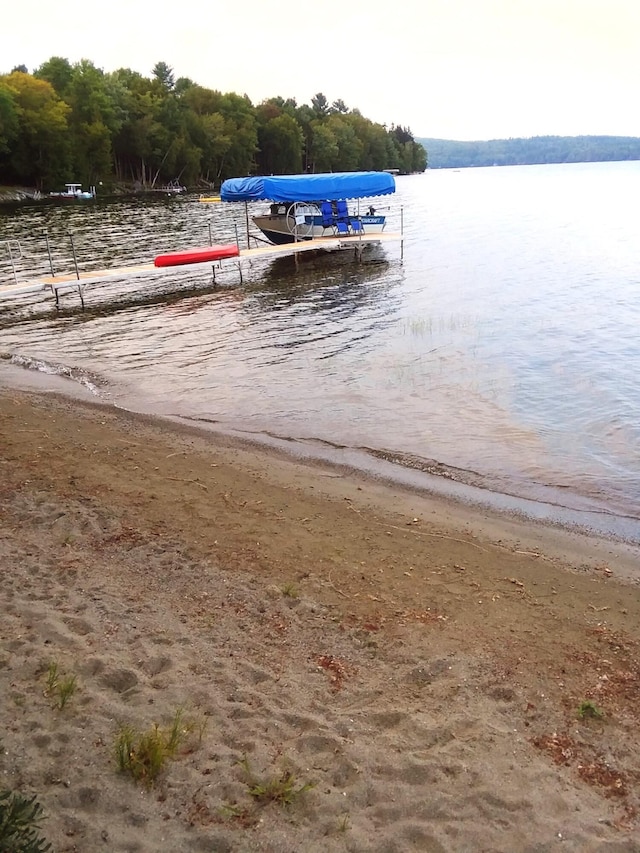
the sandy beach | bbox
[1,387,639,852]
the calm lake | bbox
[1,161,639,544]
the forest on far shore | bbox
[0,58,426,193]
[418,135,640,169]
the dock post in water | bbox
[44,231,56,277]
[69,232,80,280]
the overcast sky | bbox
[6,0,640,141]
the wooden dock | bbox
[0,233,402,305]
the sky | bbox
[5,0,640,141]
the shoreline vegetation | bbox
[0,63,426,196]
[2,387,640,851]
[4,135,640,202]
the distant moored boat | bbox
[49,183,96,201]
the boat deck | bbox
[0,233,402,302]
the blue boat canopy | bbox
[220,171,395,203]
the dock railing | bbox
[0,239,23,286]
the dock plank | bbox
[0,232,401,301]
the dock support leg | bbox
[44,231,56,276]
[52,284,85,309]
[69,232,80,280]
[7,241,17,285]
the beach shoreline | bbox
[1,386,640,851]
[2,356,639,565]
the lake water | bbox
[1,161,639,544]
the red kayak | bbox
[154,244,239,267]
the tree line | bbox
[0,59,427,192]
[417,135,640,169]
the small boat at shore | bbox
[148,180,187,196]
[49,183,96,200]
[219,171,395,245]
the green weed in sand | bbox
[0,789,52,853]
[578,700,605,720]
[337,813,350,833]
[115,708,201,785]
[44,662,78,710]
[239,757,314,806]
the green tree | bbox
[387,124,427,173]
[152,61,175,92]
[327,115,362,170]
[309,120,337,172]
[1,71,70,187]
[34,57,73,96]
[346,113,388,170]
[0,82,20,157]
[182,85,233,184]
[292,103,314,172]
[152,92,186,181]
[174,76,194,96]
[195,111,230,183]
[311,92,330,119]
[110,66,188,187]
[216,92,257,178]
[107,68,147,182]
[109,75,164,185]
[64,60,121,185]
[258,114,304,174]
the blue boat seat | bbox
[334,200,351,235]
[350,218,363,233]
[320,201,336,234]
[336,200,349,222]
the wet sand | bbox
[1,386,640,852]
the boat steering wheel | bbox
[286,203,314,239]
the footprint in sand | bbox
[100,667,139,694]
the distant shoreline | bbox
[417,134,640,169]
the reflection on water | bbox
[1,164,640,541]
